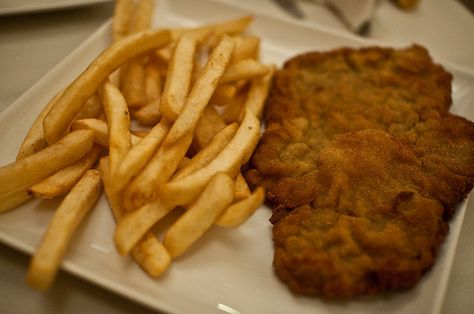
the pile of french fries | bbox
[0,0,272,290]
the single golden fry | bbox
[162,36,235,145]
[26,169,102,290]
[244,65,275,120]
[0,129,94,195]
[128,0,154,34]
[174,123,238,180]
[115,198,175,255]
[192,105,227,149]
[70,118,141,146]
[101,80,132,177]
[164,172,234,258]
[113,120,170,193]
[16,89,64,161]
[112,0,134,42]
[99,158,171,277]
[145,59,162,103]
[220,59,269,85]
[120,59,147,108]
[159,110,260,206]
[231,36,260,64]
[160,35,197,122]
[123,133,193,211]
[215,186,265,228]
[233,172,251,201]
[28,145,102,199]
[222,93,246,123]
[0,189,31,214]
[73,94,102,121]
[134,99,161,126]
[209,84,237,106]
[43,29,170,144]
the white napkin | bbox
[325,0,378,34]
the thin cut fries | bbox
[164,172,234,258]
[244,65,275,120]
[0,189,32,214]
[174,123,238,180]
[27,169,102,290]
[113,120,170,193]
[220,59,269,84]
[216,186,265,228]
[16,90,64,160]
[99,158,171,276]
[70,118,141,146]
[159,110,260,206]
[134,99,161,126]
[123,133,193,211]
[102,80,132,176]
[233,172,251,201]
[43,29,170,144]
[28,145,102,199]
[162,36,235,145]
[115,198,174,255]
[0,129,94,195]
[160,35,197,122]
[112,0,134,42]
[3,11,271,287]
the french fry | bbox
[154,45,173,65]
[192,105,227,149]
[174,123,238,180]
[113,120,170,193]
[231,36,260,64]
[101,80,132,177]
[112,0,134,42]
[123,133,193,211]
[115,198,175,255]
[160,35,198,122]
[73,94,102,121]
[120,0,155,108]
[145,59,162,103]
[164,172,234,258]
[99,158,171,277]
[0,129,94,195]
[28,145,102,199]
[134,99,161,126]
[209,84,237,106]
[162,36,235,145]
[159,110,260,206]
[222,93,246,123]
[220,59,269,85]
[233,172,251,201]
[0,189,32,214]
[70,118,141,146]
[215,186,265,228]
[26,169,102,290]
[244,65,275,120]
[43,29,170,144]
[16,90,64,160]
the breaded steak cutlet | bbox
[245,45,474,297]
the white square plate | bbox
[1,0,473,313]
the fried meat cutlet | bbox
[245,45,474,297]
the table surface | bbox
[0,1,473,313]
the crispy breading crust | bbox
[246,45,474,297]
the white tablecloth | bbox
[0,1,473,313]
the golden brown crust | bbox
[246,45,474,297]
